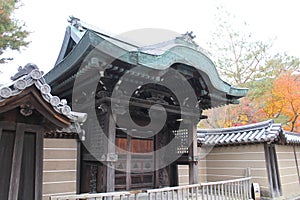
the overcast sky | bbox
[1,0,300,83]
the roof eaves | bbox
[197,120,284,146]
[0,64,87,133]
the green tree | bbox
[0,0,29,63]
[206,7,272,87]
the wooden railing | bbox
[146,184,200,200]
[50,177,252,200]
[200,177,252,200]
[50,191,132,200]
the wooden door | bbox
[116,137,154,190]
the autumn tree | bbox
[0,0,29,63]
[199,7,300,129]
[264,72,300,132]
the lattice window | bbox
[173,129,189,154]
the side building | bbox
[196,120,300,199]
[0,65,86,200]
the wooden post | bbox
[188,123,198,185]
[0,128,2,141]
[76,140,81,194]
[35,130,43,200]
[293,145,300,184]
[264,143,274,197]
[170,163,179,186]
[126,133,132,190]
[154,134,160,188]
[106,109,116,192]
[8,123,25,200]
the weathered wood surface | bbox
[35,131,43,200]
[126,134,132,191]
[8,124,25,200]
[188,123,198,185]
[106,110,116,192]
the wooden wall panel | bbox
[17,133,36,200]
[0,130,15,200]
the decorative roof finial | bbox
[184,31,196,40]
[68,16,83,31]
[175,31,198,47]
[11,63,39,81]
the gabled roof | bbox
[45,17,248,108]
[0,63,86,133]
[197,120,300,146]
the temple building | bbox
[42,17,247,195]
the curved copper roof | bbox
[45,18,248,109]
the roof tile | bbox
[198,120,300,146]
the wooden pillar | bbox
[188,123,198,185]
[105,109,116,192]
[76,140,81,194]
[35,131,43,200]
[154,134,160,188]
[0,128,2,141]
[170,163,179,186]
[126,133,132,190]
[8,123,25,200]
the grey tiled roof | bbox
[197,120,300,146]
[0,64,86,133]
[282,132,300,144]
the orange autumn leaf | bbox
[264,72,300,132]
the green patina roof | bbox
[45,19,248,101]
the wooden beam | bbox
[0,121,17,131]
[188,123,198,185]
[35,130,43,200]
[96,96,199,118]
[8,123,25,200]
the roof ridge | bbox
[198,119,274,134]
[197,120,300,146]
[68,16,139,48]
